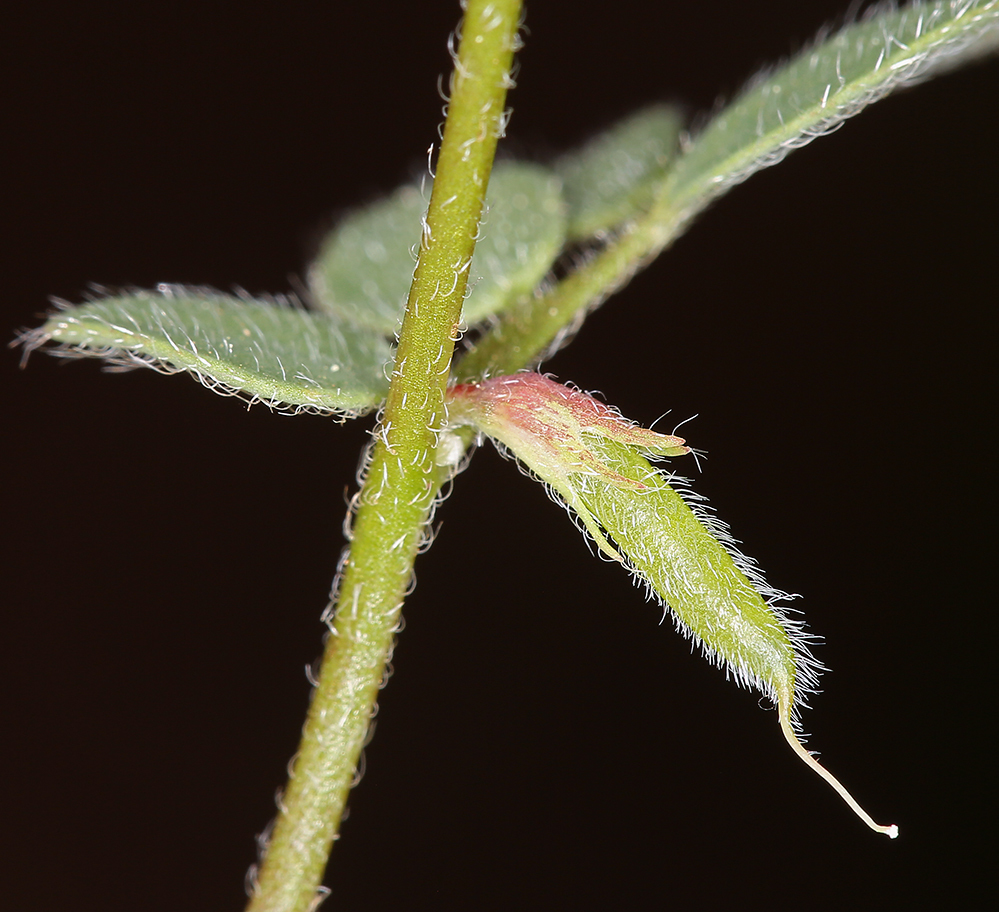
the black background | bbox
[4,1,995,909]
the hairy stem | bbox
[246,3,522,910]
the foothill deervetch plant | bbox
[17,1,998,909]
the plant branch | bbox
[245,2,522,910]
[457,0,999,380]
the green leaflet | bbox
[308,161,566,333]
[664,0,999,225]
[446,373,898,838]
[25,287,393,416]
[555,105,684,240]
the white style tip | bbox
[779,713,898,838]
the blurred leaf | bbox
[308,161,566,333]
[555,104,683,240]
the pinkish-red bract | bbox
[448,372,688,487]
[445,373,689,560]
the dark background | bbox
[4,1,995,909]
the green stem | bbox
[246,3,522,910]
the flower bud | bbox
[445,371,897,837]
[446,372,689,560]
